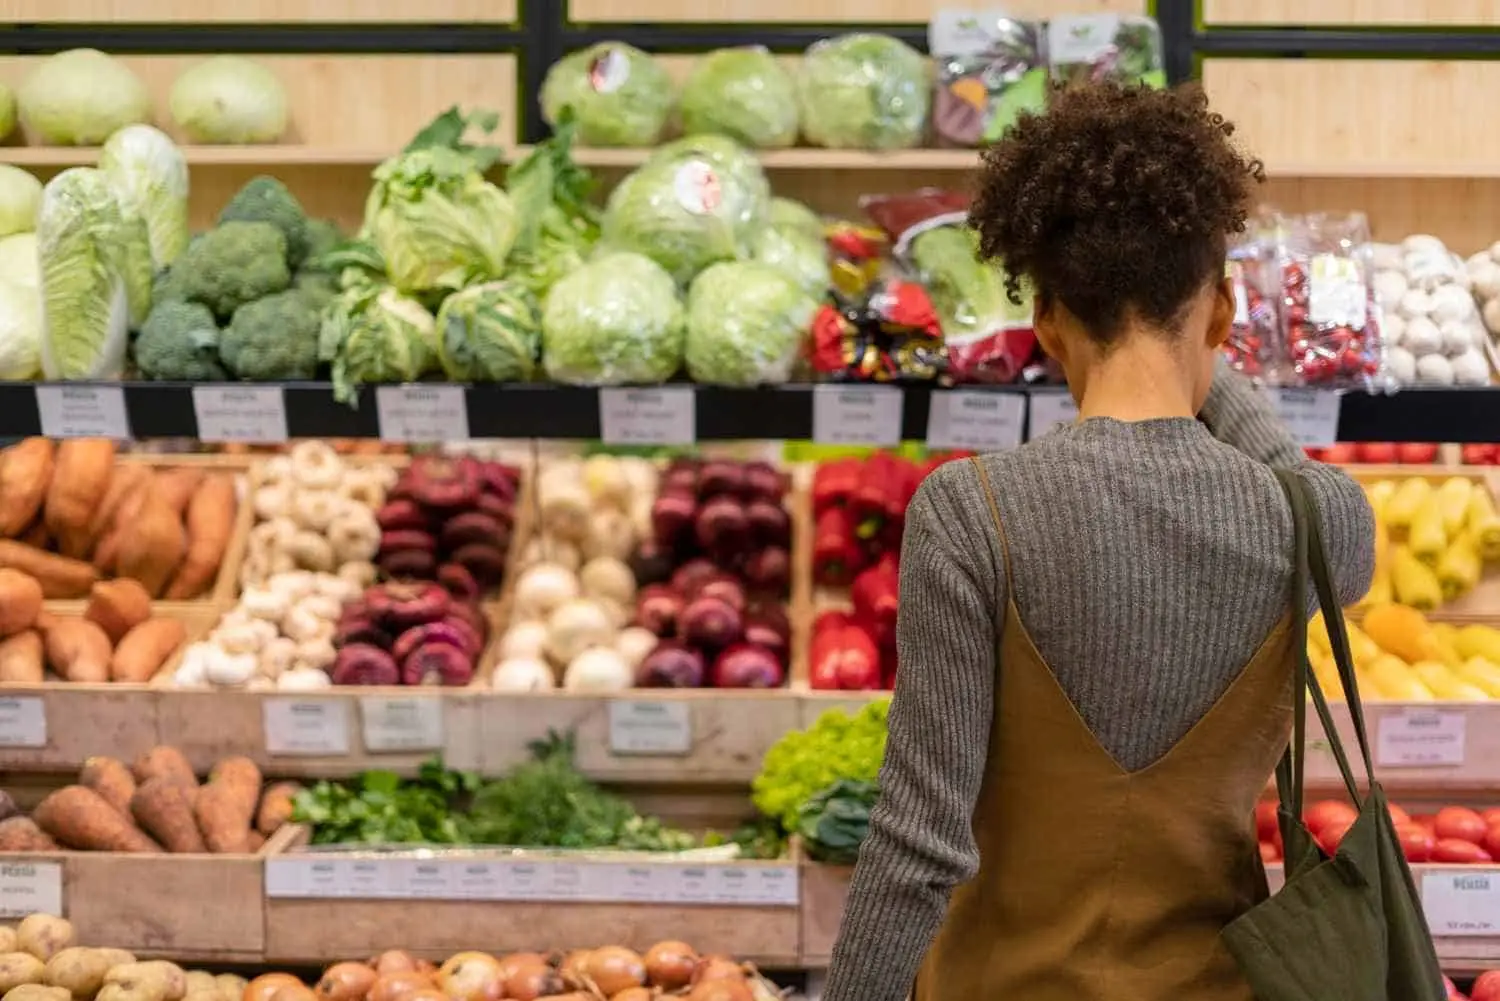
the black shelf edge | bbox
[1191,28,1500,56]
[0,25,528,54]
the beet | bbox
[380,528,437,555]
[661,463,699,496]
[439,511,507,551]
[742,619,788,667]
[651,491,697,548]
[331,643,400,686]
[697,460,746,499]
[744,499,790,548]
[697,575,746,613]
[378,548,437,580]
[365,581,451,630]
[671,559,720,598]
[393,621,478,665]
[477,460,520,502]
[443,601,489,644]
[636,641,706,688]
[475,492,515,526]
[744,546,790,592]
[694,496,748,555]
[741,461,788,503]
[376,498,429,532]
[401,643,474,686]
[436,563,480,603]
[710,642,784,689]
[629,539,675,587]
[405,455,482,509]
[450,542,507,585]
[679,595,743,650]
[333,614,394,651]
[634,584,685,637]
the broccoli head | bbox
[218,176,310,268]
[172,221,291,321]
[220,288,321,381]
[134,301,227,381]
[303,218,344,266]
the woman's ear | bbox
[1207,278,1236,350]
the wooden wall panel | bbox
[568,0,1143,23]
[1257,177,1500,258]
[0,0,516,21]
[1204,0,1499,26]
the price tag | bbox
[1026,393,1079,441]
[926,391,1026,451]
[609,700,692,755]
[811,385,903,446]
[0,862,63,919]
[617,865,667,902]
[0,697,46,748]
[751,865,799,905]
[1264,387,1343,448]
[504,862,543,900]
[375,385,469,442]
[360,697,444,753]
[1422,869,1500,936]
[343,859,395,898]
[453,861,503,900]
[398,859,454,898]
[599,387,696,445]
[1376,709,1466,767]
[35,385,130,439]
[263,698,351,756]
[192,386,288,443]
[667,865,713,903]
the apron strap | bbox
[968,457,1017,599]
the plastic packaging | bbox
[1046,14,1166,89]
[685,260,818,385]
[929,10,1046,148]
[540,250,686,385]
[680,46,799,149]
[540,41,674,147]
[1222,232,1279,381]
[797,33,931,150]
[809,278,947,383]
[1378,234,1493,387]
[1273,212,1386,388]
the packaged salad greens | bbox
[1046,14,1165,89]
[929,10,1046,148]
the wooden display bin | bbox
[795,840,853,968]
[1302,700,1500,796]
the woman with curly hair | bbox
[820,83,1375,1001]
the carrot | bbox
[0,816,58,851]
[165,476,237,600]
[45,441,117,558]
[83,580,153,645]
[255,781,302,837]
[152,469,204,519]
[79,756,136,816]
[130,778,206,854]
[0,438,55,538]
[110,618,186,683]
[0,569,43,637]
[131,746,197,789]
[114,488,187,599]
[0,541,96,599]
[42,619,111,684]
[32,786,162,853]
[0,630,43,684]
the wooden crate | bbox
[1302,700,1500,796]
[795,839,853,968]
[0,0,517,20]
[1203,0,1498,26]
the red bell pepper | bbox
[851,453,906,541]
[1462,444,1497,466]
[812,458,861,517]
[810,623,882,691]
[812,609,852,635]
[851,563,899,647]
[813,506,864,587]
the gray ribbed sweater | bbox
[821,365,1375,1001]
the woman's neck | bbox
[1075,336,1198,423]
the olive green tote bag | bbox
[1221,469,1444,1001]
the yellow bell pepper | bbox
[1411,660,1490,700]
[1390,546,1444,611]
[1435,533,1483,601]
[1455,657,1500,698]
[1454,624,1500,664]
[1436,477,1475,537]
[1365,480,1397,520]
[1409,496,1449,564]
[1366,654,1436,701]
[1466,488,1500,560]
[1385,478,1433,529]
[1362,602,1441,662]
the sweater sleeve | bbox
[821,462,1001,1001]
[1197,359,1307,468]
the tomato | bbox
[1357,442,1398,464]
[1485,823,1500,862]
[1320,444,1358,465]
[1317,817,1356,854]
[1412,813,1438,833]
[1387,803,1411,827]
[1302,447,1325,462]
[1255,801,1279,842]
[1462,444,1499,467]
[1481,807,1500,828]
[1304,800,1357,837]
[1395,823,1435,863]
[1471,970,1500,1001]
[1258,840,1281,863]
[1396,442,1439,464]
[1431,838,1494,864]
[1434,806,1488,845]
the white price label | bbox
[1026,393,1078,440]
[453,861,503,900]
[264,858,345,897]
[263,698,351,756]
[360,697,444,753]
[1376,709,1466,768]
[399,859,454,898]
[1264,387,1343,448]
[812,385,903,446]
[0,862,63,919]
[343,859,395,897]
[668,865,714,903]
[926,391,1026,451]
[599,387,696,445]
[0,696,46,748]
[1422,870,1500,936]
[504,862,544,900]
[35,385,130,439]
[192,386,288,443]
[609,700,692,755]
[376,385,469,442]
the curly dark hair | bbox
[969,82,1265,343]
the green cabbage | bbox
[0,233,38,289]
[0,166,41,237]
[319,284,438,404]
[18,49,151,146]
[435,280,542,382]
[541,42,674,147]
[169,56,288,144]
[680,47,799,149]
[36,168,142,379]
[768,196,823,239]
[542,251,684,385]
[364,145,517,296]
[798,34,930,149]
[685,261,815,385]
[909,225,1023,345]
[0,84,15,142]
[601,134,769,287]
[99,125,189,270]
[753,226,829,300]
[0,278,41,380]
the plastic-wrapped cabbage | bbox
[685,261,815,385]
[681,47,799,149]
[99,125,189,269]
[542,251,684,385]
[0,278,41,380]
[36,168,145,379]
[0,233,38,289]
[0,166,41,238]
[169,56,288,144]
[0,84,14,142]
[769,196,823,239]
[753,226,829,300]
[18,49,151,146]
[798,34,931,150]
[435,280,542,382]
[319,283,438,404]
[601,134,770,287]
[910,225,1035,382]
[365,144,516,296]
[541,42,674,147]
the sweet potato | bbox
[0,438,55,538]
[42,620,111,684]
[17,519,49,550]
[130,778,206,854]
[114,488,187,599]
[245,830,266,853]
[131,747,197,789]
[0,569,43,637]
[255,781,301,837]
[0,630,43,684]
[0,816,59,851]
[86,466,151,558]
[152,470,203,518]
[164,477,236,601]
[192,783,252,854]
[0,542,96,599]
[79,756,136,816]
[83,580,153,645]
[31,786,162,853]
[111,618,186,683]
[45,441,116,558]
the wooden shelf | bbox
[2,145,394,168]
[570,146,982,172]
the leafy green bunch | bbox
[751,699,890,832]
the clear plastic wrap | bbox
[753,225,831,300]
[684,260,817,385]
[600,133,770,287]
[1222,232,1279,381]
[1378,235,1494,387]
[1273,212,1386,388]
[1046,15,1166,89]
[540,250,685,385]
[539,41,674,147]
[797,33,931,150]
[929,10,1045,148]
[680,46,799,149]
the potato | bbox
[182,976,216,998]
[92,954,134,973]
[212,975,245,1001]
[43,948,112,998]
[16,916,74,962]
[0,953,46,992]
[100,963,185,1001]
[7,985,71,1001]
[0,930,16,953]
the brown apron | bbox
[913,459,1297,1001]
